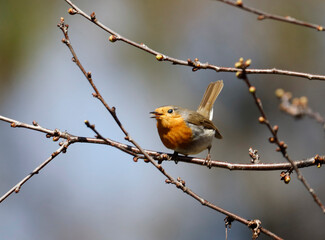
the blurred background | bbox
[1,0,324,239]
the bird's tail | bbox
[196,80,224,121]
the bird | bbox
[150,80,223,166]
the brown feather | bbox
[196,80,224,120]
[186,111,223,139]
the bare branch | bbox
[1,114,323,171]
[0,141,70,203]
[57,17,283,238]
[85,120,283,240]
[234,58,325,213]
[64,0,325,81]
[275,89,325,130]
[216,0,325,32]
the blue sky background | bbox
[1,1,325,239]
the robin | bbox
[150,80,223,166]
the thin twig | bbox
[0,141,70,203]
[216,0,325,32]
[275,89,325,130]
[57,18,282,239]
[64,0,325,81]
[235,59,325,213]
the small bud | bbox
[273,125,279,132]
[60,17,64,22]
[314,155,322,168]
[269,137,275,143]
[275,88,285,98]
[245,59,251,67]
[90,12,96,21]
[87,71,92,78]
[10,122,16,128]
[61,38,67,44]
[284,175,291,184]
[235,61,242,68]
[279,141,285,147]
[53,136,60,142]
[280,171,291,184]
[15,186,20,193]
[257,15,265,20]
[46,134,51,138]
[236,71,243,78]
[133,157,138,162]
[276,147,281,152]
[292,97,300,106]
[258,116,265,123]
[299,96,308,107]
[249,86,256,93]
[317,26,324,31]
[192,67,198,72]
[280,171,286,178]
[92,93,98,97]
[32,120,38,126]
[156,54,163,61]
[144,158,149,163]
[236,0,243,7]
[194,58,199,62]
[109,35,117,42]
[187,58,193,65]
[68,8,77,15]
[165,179,172,184]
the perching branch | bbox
[64,0,325,81]
[0,114,323,172]
[216,0,325,32]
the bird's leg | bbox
[205,147,212,169]
[172,151,179,164]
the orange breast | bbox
[156,117,193,150]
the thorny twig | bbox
[57,17,282,239]
[64,0,325,81]
[235,58,325,213]
[216,0,325,32]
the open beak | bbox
[150,111,161,119]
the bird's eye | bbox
[167,109,173,114]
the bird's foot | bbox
[205,153,212,169]
[172,151,179,164]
